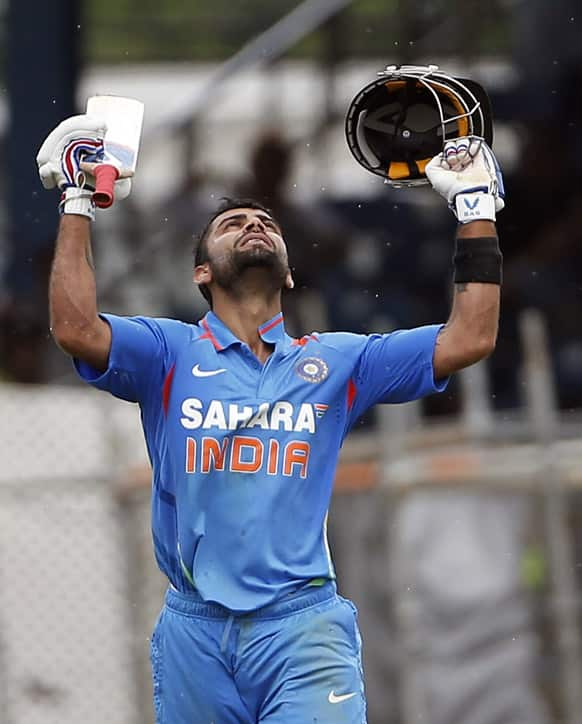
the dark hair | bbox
[193,197,278,307]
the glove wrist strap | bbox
[455,192,496,223]
[59,186,95,221]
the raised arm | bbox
[49,214,111,371]
[36,115,132,372]
[433,219,500,378]
[425,137,505,379]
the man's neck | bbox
[211,294,281,363]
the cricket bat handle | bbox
[93,165,120,208]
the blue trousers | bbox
[150,582,367,723]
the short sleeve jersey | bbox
[75,311,447,612]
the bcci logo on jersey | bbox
[295,357,328,383]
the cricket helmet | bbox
[345,64,493,187]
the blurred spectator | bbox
[495,118,582,409]
[234,129,349,335]
[139,171,221,321]
[92,171,225,324]
[0,229,54,383]
[0,300,48,383]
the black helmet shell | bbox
[345,65,493,187]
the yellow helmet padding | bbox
[382,78,470,180]
[387,157,430,181]
[433,84,470,136]
[387,162,411,180]
[383,79,470,138]
[416,157,430,174]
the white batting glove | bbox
[37,115,106,190]
[425,136,505,223]
[36,115,132,208]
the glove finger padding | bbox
[426,135,505,215]
[442,137,481,172]
[36,115,107,190]
[114,177,132,201]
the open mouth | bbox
[238,233,274,250]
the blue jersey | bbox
[75,311,447,612]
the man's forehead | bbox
[212,207,277,229]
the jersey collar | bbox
[199,311,288,350]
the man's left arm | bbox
[426,137,505,379]
[433,219,500,378]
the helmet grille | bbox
[345,67,493,186]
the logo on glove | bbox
[463,197,480,211]
[62,138,104,188]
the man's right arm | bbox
[49,214,111,372]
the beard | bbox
[209,245,288,297]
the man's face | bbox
[195,207,293,296]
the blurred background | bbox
[1,0,582,722]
